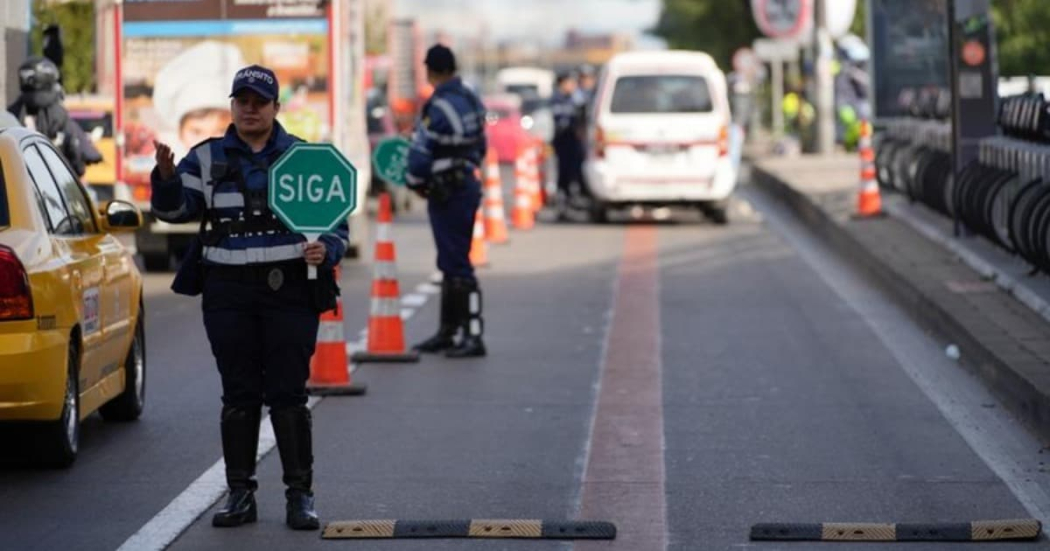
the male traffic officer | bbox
[551,72,585,211]
[407,44,487,358]
[151,65,348,531]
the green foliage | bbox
[649,0,761,70]
[992,0,1050,77]
[30,0,95,93]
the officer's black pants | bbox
[554,134,584,193]
[427,180,482,282]
[202,275,320,410]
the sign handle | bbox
[304,232,321,280]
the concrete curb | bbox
[749,161,1050,443]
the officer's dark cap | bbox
[424,44,456,73]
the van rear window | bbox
[610,75,713,114]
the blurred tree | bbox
[31,0,95,93]
[991,0,1050,77]
[649,0,761,69]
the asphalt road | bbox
[2,175,1050,550]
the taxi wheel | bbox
[100,312,146,422]
[701,201,730,225]
[40,339,79,468]
[588,201,609,224]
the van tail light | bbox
[718,125,729,157]
[595,125,606,159]
[0,245,33,321]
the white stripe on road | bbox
[116,396,321,551]
[417,283,441,295]
[401,293,427,307]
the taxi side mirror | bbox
[99,200,142,233]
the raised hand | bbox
[153,140,176,181]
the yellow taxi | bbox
[0,124,146,468]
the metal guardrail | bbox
[874,94,1050,274]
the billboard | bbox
[120,0,331,185]
[869,0,950,118]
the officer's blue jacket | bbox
[551,91,580,139]
[406,77,487,187]
[150,121,348,267]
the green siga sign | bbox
[269,143,358,235]
[371,136,411,187]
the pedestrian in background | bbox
[152,64,347,531]
[551,71,585,216]
[407,44,487,358]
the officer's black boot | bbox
[271,406,320,531]
[446,278,486,358]
[212,405,261,527]
[413,279,457,353]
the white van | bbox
[583,51,736,223]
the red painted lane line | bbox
[577,226,667,550]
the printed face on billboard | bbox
[121,0,329,185]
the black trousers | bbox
[202,272,320,410]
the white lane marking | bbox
[120,275,436,550]
[401,293,427,307]
[748,187,1050,533]
[416,283,441,295]
[116,396,320,551]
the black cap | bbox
[424,44,456,73]
[230,65,279,101]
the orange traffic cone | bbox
[526,144,543,213]
[482,148,510,244]
[512,144,536,230]
[855,120,882,218]
[307,266,367,396]
[469,205,489,267]
[350,193,420,363]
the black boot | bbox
[212,405,261,527]
[446,278,486,358]
[271,406,320,531]
[413,279,457,353]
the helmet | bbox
[18,56,60,93]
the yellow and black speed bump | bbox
[750,519,1041,542]
[322,519,616,540]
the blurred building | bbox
[2,1,31,105]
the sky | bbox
[393,0,665,48]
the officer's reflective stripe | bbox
[469,318,481,336]
[153,201,187,220]
[370,297,400,317]
[202,243,303,264]
[194,143,214,207]
[376,222,391,243]
[373,260,397,280]
[180,173,204,193]
[316,320,344,344]
[469,291,480,313]
[212,192,244,209]
[432,97,464,136]
[432,159,455,172]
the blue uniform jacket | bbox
[150,121,348,267]
[406,77,487,187]
[551,91,580,139]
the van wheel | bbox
[40,339,79,468]
[701,200,730,225]
[100,311,146,422]
[588,201,609,224]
